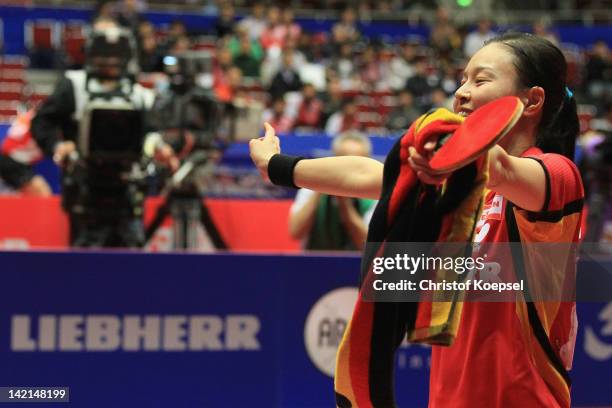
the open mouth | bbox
[457,110,472,118]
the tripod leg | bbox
[199,200,228,249]
[145,201,171,242]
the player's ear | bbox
[521,86,545,118]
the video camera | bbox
[162,50,214,95]
[152,51,221,156]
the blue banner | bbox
[0,251,610,407]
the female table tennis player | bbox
[250,32,583,408]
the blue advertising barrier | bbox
[0,251,611,407]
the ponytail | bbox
[536,92,580,160]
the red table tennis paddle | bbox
[428,96,524,175]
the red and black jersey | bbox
[429,147,584,408]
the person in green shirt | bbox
[288,131,377,250]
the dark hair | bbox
[485,32,579,160]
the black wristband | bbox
[268,154,304,188]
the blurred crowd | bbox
[24,0,610,139]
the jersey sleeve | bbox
[514,153,584,243]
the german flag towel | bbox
[335,108,489,408]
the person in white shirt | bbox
[464,18,496,58]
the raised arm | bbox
[250,123,383,199]
[292,156,383,199]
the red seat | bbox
[0,56,28,70]
[25,20,60,50]
[357,111,382,128]
[0,108,18,116]
[341,90,359,99]
[0,81,24,101]
[0,69,26,83]
[63,22,87,66]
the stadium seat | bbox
[25,20,61,50]
[62,21,87,67]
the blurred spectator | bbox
[429,6,461,59]
[169,35,191,55]
[93,0,115,21]
[168,19,187,39]
[201,0,218,16]
[585,40,612,104]
[405,57,433,109]
[215,66,243,103]
[137,21,161,72]
[238,2,267,41]
[357,1,373,21]
[156,20,188,58]
[299,32,326,63]
[232,43,262,79]
[429,87,452,110]
[138,20,154,40]
[229,28,263,78]
[320,77,344,123]
[283,37,307,67]
[295,83,324,129]
[0,111,51,197]
[386,40,418,91]
[332,8,359,45]
[387,90,421,132]
[268,50,303,99]
[358,45,382,90]
[325,100,361,136]
[261,6,285,53]
[591,103,612,134]
[262,97,294,134]
[213,48,236,102]
[289,131,376,251]
[117,0,146,36]
[577,103,612,243]
[238,3,267,41]
[437,63,460,96]
[281,8,302,42]
[532,18,559,46]
[166,20,189,44]
[463,18,496,57]
[329,42,357,90]
[229,26,264,58]
[0,156,51,196]
[215,3,236,38]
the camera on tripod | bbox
[145,51,229,250]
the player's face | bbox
[453,43,522,118]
